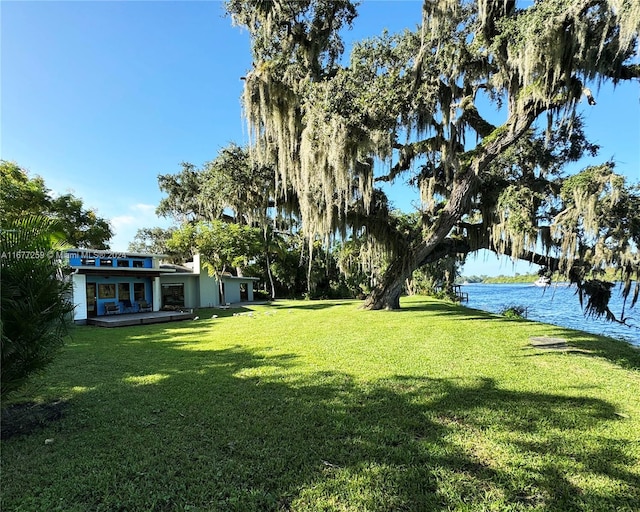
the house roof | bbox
[220,275,261,282]
[65,248,169,259]
[73,267,171,278]
[160,263,193,273]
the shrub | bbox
[253,289,271,301]
[0,216,74,401]
[500,304,528,319]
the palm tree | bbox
[1,216,74,400]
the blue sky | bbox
[2,1,638,276]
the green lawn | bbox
[2,297,639,511]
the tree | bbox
[259,230,309,297]
[157,152,380,299]
[0,161,50,218]
[407,257,462,299]
[200,144,284,298]
[127,227,191,263]
[0,216,74,400]
[228,0,640,316]
[156,163,205,223]
[156,145,299,299]
[157,149,279,225]
[167,221,263,303]
[49,194,112,250]
[0,161,113,249]
[199,144,277,225]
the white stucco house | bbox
[65,249,259,324]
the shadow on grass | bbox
[268,300,359,311]
[84,298,640,376]
[398,297,640,372]
[2,330,638,511]
[1,400,69,440]
[195,306,254,319]
[515,328,640,373]
[193,302,357,318]
[559,331,640,372]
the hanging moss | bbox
[229,0,639,314]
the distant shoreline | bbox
[459,273,542,285]
[460,272,632,285]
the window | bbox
[117,260,130,268]
[161,284,185,307]
[99,258,113,267]
[133,282,146,301]
[98,283,116,299]
[132,260,144,268]
[118,283,130,300]
[81,258,96,266]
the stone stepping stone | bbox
[529,336,568,349]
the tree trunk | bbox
[362,259,408,309]
[364,168,477,309]
[362,103,543,310]
[405,278,415,296]
[217,272,226,305]
[266,251,276,300]
[263,226,277,300]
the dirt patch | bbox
[1,400,68,440]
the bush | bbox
[433,289,459,302]
[253,289,271,301]
[500,304,528,319]
[1,217,74,401]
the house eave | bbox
[74,267,175,278]
[220,276,261,282]
[65,248,169,259]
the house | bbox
[66,249,259,324]
[158,254,259,309]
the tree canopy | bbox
[1,161,113,250]
[154,145,364,299]
[227,0,640,318]
[157,145,279,226]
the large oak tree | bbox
[227,0,640,318]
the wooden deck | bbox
[453,285,469,302]
[87,310,195,328]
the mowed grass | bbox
[2,296,639,511]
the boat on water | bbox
[534,276,551,287]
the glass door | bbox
[86,283,97,317]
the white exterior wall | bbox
[72,273,87,321]
[156,255,260,309]
[223,279,242,304]
[199,270,220,307]
[193,254,220,307]
[221,277,259,304]
[152,277,161,311]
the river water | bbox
[460,283,639,346]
